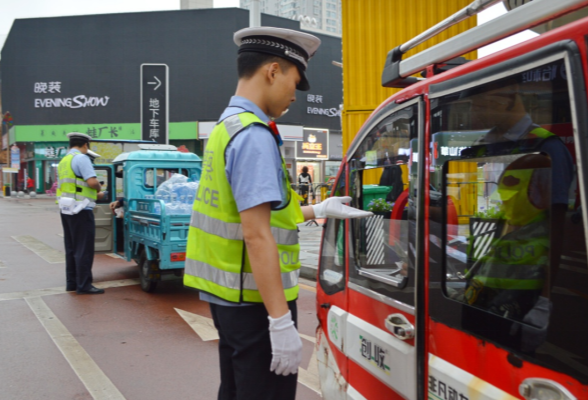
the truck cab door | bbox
[93,165,114,254]
[316,161,350,400]
[318,99,423,400]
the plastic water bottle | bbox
[167,194,179,215]
[154,195,163,215]
[186,195,194,215]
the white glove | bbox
[268,310,302,376]
[312,196,373,219]
[520,296,552,352]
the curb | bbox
[300,263,318,281]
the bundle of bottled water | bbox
[150,174,199,215]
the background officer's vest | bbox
[56,152,97,203]
[184,112,303,303]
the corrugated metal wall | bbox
[341,0,478,152]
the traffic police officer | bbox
[57,132,105,294]
[184,27,371,400]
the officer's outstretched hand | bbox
[312,196,373,219]
[268,310,302,376]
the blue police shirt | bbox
[68,149,97,210]
[200,96,286,307]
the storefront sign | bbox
[306,93,341,118]
[141,64,169,144]
[296,128,329,159]
[33,81,110,109]
[10,145,20,170]
[33,142,69,160]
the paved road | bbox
[0,196,323,400]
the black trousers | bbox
[210,301,298,400]
[60,210,95,291]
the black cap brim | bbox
[297,69,310,91]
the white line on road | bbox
[0,260,6,268]
[175,308,219,341]
[11,235,65,264]
[25,296,126,400]
[0,279,140,301]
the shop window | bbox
[430,55,588,382]
[348,102,419,306]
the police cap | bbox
[234,27,321,91]
[66,132,92,143]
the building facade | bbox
[0,8,343,193]
[240,0,342,36]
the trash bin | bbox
[362,185,392,210]
[3,186,10,197]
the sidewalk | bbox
[0,195,324,280]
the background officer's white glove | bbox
[268,310,302,376]
[520,296,552,352]
[312,196,373,219]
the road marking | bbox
[11,235,65,264]
[175,308,321,393]
[299,332,316,343]
[26,296,126,400]
[298,349,320,394]
[0,260,6,268]
[175,308,219,341]
[300,283,317,293]
[105,253,125,259]
[0,279,140,301]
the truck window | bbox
[95,168,111,204]
[318,166,346,294]
[144,168,188,189]
[348,101,419,306]
[430,56,588,382]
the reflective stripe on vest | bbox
[184,111,303,303]
[474,217,548,290]
[190,210,298,245]
[185,258,300,291]
[56,152,97,203]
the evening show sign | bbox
[306,93,341,118]
[33,81,110,108]
[296,128,329,159]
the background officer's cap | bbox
[66,132,92,143]
[234,27,321,91]
[86,150,101,160]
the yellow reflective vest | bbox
[56,151,97,203]
[184,112,303,303]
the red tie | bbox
[268,121,283,146]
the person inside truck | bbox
[184,26,371,400]
[457,76,574,352]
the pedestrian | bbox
[26,176,34,194]
[298,166,312,205]
[57,132,105,294]
[184,26,372,400]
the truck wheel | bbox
[139,251,159,293]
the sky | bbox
[0,0,535,57]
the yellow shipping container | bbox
[341,0,478,152]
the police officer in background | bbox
[184,27,371,400]
[57,132,105,295]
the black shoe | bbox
[76,286,105,295]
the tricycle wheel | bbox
[139,251,159,293]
